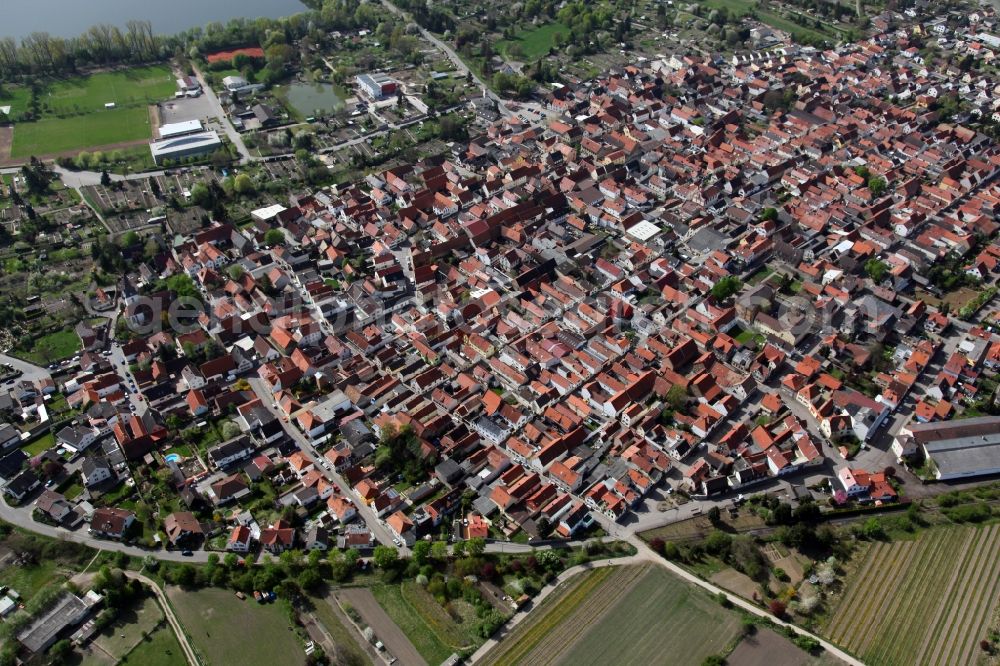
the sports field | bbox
[2,65,174,157]
[11,108,154,157]
[483,564,741,666]
[823,524,1000,666]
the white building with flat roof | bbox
[158,120,203,139]
[251,204,287,223]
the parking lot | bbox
[156,96,219,133]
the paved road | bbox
[469,536,862,666]
[126,571,200,666]
[378,0,500,106]
[337,587,427,666]
[107,329,150,417]
[189,63,251,163]
[0,353,51,382]
[0,494,211,562]
[246,377,401,552]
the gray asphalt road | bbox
[0,494,210,562]
[247,376,401,551]
[0,354,52,383]
[190,63,251,162]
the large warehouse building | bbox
[149,130,223,165]
[902,416,1000,480]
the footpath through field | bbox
[125,571,199,666]
[337,587,427,666]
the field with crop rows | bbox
[483,564,741,666]
[823,524,1000,666]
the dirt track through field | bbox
[0,126,11,161]
[125,572,198,666]
[336,587,427,666]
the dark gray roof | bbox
[0,449,26,480]
[81,456,110,477]
[6,469,38,497]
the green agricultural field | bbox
[823,524,1000,666]
[499,22,571,61]
[167,586,306,666]
[119,625,186,666]
[483,564,741,666]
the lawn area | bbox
[0,87,33,123]
[119,624,186,666]
[14,329,81,364]
[92,596,164,661]
[498,22,571,60]
[60,480,84,500]
[0,559,63,602]
[371,583,454,664]
[11,107,153,157]
[747,266,775,285]
[167,586,306,666]
[23,432,55,456]
[692,0,839,43]
[483,564,742,666]
[309,596,373,666]
[823,524,1000,666]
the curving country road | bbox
[468,536,864,666]
[0,341,860,666]
[0,494,210,563]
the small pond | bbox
[280,82,349,118]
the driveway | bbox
[336,588,427,666]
